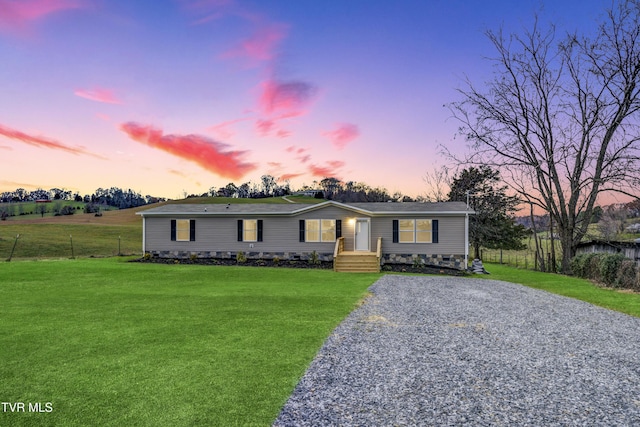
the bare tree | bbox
[449,1,640,273]
[422,165,452,202]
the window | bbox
[399,220,415,243]
[321,219,336,242]
[299,219,340,242]
[237,219,263,242]
[244,219,257,242]
[305,219,321,242]
[393,219,438,243]
[416,219,432,243]
[171,219,195,241]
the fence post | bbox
[118,236,121,256]
[70,235,75,259]
[7,234,19,262]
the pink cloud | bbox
[255,119,275,136]
[223,22,288,64]
[286,145,306,154]
[0,0,84,35]
[258,79,316,116]
[285,145,310,163]
[119,122,257,180]
[0,123,103,158]
[208,117,251,140]
[323,123,360,149]
[280,173,304,181]
[74,88,122,105]
[309,160,345,179]
[276,129,291,138]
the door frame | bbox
[354,218,371,251]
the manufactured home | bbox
[137,200,472,272]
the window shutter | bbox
[190,219,196,241]
[257,220,263,242]
[432,219,439,243]
[299,220,305,242]
[392,220,399,243]
[336,219,342,238]
[237,219,243,241]
[171,219,177,241]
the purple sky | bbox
[0,0,607,198]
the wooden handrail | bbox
[376,237,382,259]
[334,236,345,258]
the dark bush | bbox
[586,253,605,282]
[570,252,640,290]
[60,205,75,216]
[84,203,101,214]
[600,253,626,286]
[570,254,591,277]
[615,259,637,289]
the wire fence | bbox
[480,249,563,272]
[2,231,141,261]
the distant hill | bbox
[1,196,322,227]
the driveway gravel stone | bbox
[273,275,640,426]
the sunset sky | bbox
[1,0,607,199]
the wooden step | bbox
[334,253,380,273]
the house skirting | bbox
[381,253,465,270]
[145,250,465,269]
[146,250,335,262]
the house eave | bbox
[136,200,474,217]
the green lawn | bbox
[482,263,640,318]
[0,258,380,426]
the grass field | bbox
[0,196,321,260]
[482,263,640,318]
[0,258,380,426]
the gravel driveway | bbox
[273,275,640,426]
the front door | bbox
[355,219,370,251]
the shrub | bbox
[60,205,75,215]
[84,203,101,214]
[309,251,320,265]
[412,256,423,269]
[615,259,637,289]
[600,253,626,286]
[272,256,280,265]
[586,253,605,282]
[570,254,590,277]
[236,251,247,264]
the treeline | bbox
[0,187,165,209]
[201,175,416,203]
[0,174,419,210]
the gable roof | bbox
[137,200,472,217]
